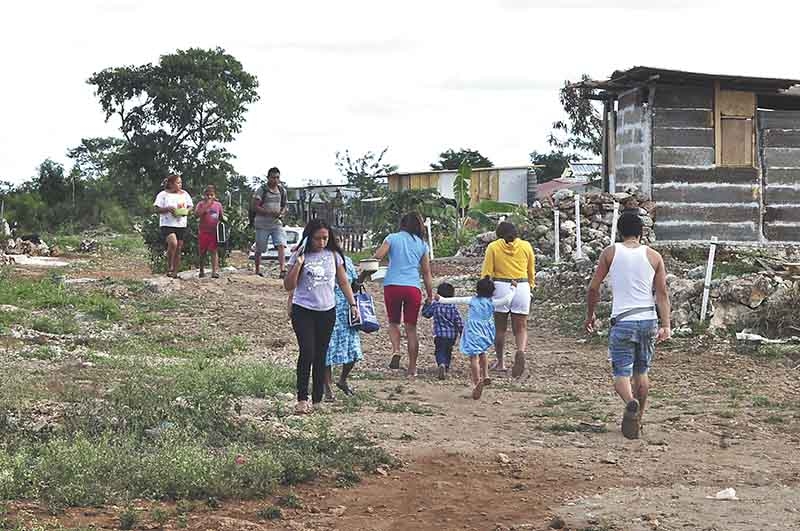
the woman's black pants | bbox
[290,304,336,403]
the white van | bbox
[248,226,304,260]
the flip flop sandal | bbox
[472,380,485,400]
[211,273,220,279]
[511,351,526,378]
[388,354,402,370]
[489,360,507,372]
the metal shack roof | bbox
[578,66,800,94]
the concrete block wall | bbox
[613,89,649,194]
[760,110,800,242]
[651,86,760,242]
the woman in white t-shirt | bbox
[153,174,193,278]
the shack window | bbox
[715,86,756,167]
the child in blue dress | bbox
[435,276,516,400]
[324,256,364,400]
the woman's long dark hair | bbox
[399,212,425,241]
[299,218,345,262]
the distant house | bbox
[286,184,359,225]
[561,161,602,180]
[387,165,534,206]
[577,66,800,243]
[535,161,602,200]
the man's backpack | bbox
[248,184,287,227]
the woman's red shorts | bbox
[383,285,422,325]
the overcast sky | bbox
[1,0,797,187]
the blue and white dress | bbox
[326,256,363,366]
[438,288,516,356]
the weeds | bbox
[255,505,282,521]
[118,506,138,530]
[150,507,169,527]
[376,401,437,416]
[277,493,302,509]
[335,469,361,488]
[31,314,80,335]
[0,277,120,321]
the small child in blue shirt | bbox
[421,282,463,380]
[435,277,516,400]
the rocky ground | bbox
[2,249,799,531]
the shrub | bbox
[141,208,250,273]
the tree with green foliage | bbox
[529,150,576,184]
[431,148,493,171]
[335,147,396,199]
[548,75,602,156]
[88,47,260,192]
[371,189,454,244]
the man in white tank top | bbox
[585,212,672,439]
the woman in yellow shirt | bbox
[481,222,535,377]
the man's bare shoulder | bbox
[600,245,616,262]
[645,246,664,269]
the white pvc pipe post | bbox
[425,217,434,260]
[574,194,582,259]
[700,236,718,322]
[554,209,561,263]
[610,202,620,244]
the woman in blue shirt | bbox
[373,212,433,377]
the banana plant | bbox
[453,160,471,237]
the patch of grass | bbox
[376,400,437,416]
[255,505,282,521]
[756,344,800,360]
[119,506,138,530]
[0,307,29,331]
[765,415,785,424]
[335,469,361,488]
[31,313,80,335]
[104,335,251,361]
[333,389,378,414]
[276,492,302,509]
[0,276,120,321]
[544,421,607,434]
[713,260,761,279]
[105,234,145,254]
[752,395,771,407]
[543,393,581,407]
[717,410,737,419]
[150,507,169,527]
[351,370,387,381]
[19,346,62,361]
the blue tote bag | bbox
[352,288,380,333]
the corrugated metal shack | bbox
[387,166,531,207]
[578,67,800,243]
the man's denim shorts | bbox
[608,319,658,378]
[255,227,286,252]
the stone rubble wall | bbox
[460,188,655,261]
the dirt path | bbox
[124,265,800,531]
[12,258,800,530]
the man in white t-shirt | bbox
[585,212,671,440]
